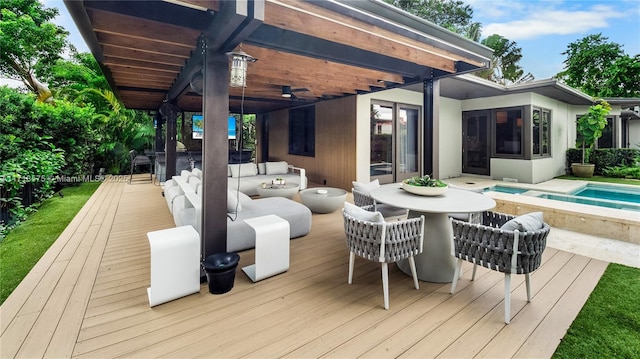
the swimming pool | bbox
[486,183,640,212]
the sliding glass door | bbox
[370,102,421,184]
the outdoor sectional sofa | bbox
[227,161,307,196]
[164,168,312,252]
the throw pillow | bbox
[352,179,380,195]
[258,162,266,175]
[500,212,544,232]
[227,189,242,213]
[230,163,257,178]
[343,202,384,223]
[265,161,288,175]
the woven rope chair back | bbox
[351,188,375,208]
[343,211,424,263]
[451,211,549,275]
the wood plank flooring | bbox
[0,177,608,358]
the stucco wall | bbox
[460,93,592,183]
[438,97,462,179]
[630,121,640,149]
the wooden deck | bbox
[1,177,608,358]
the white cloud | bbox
[468,1,627,40]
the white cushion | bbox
[227,189,242,213]
[500,212,544,232]
[229,163,257,178]
[265,161,288,175]
[258,163,266,175]
[343,202,384,223]
[352,179,380,195]
[192,168,202,179]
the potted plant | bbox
[401,174,448,196]
[571,100,611,177]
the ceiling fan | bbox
[281,85,308,99]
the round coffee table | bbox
[300,187,347,213]
[256,183,299,199]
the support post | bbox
[201,41,230,257]
[423,78,434,175]
[164,107,178,179]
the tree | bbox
[557,33,640,98]
[476,34,534,85]
[384,0,481,40]
[0,0,68,101]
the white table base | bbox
[147,226,201,307]
[242,215,290,282]
[396,211,457,283]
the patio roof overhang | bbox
[64,0,493,114]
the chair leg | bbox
[504,273,512,324]
[381,262,389,310]
[348,252,355,284]
[525,273,531,302]
[450,258,462,294]
[408,256,419,290]
[471,263,478,281]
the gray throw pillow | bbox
[500,212,544,232]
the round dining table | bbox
[370,183,496,282]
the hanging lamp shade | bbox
[227,49,257,88]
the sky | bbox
[2,0,640,87]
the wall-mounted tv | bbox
[192,115,203,139]
[191,115,237,139]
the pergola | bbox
[65,0,492,258]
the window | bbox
[533,108,551,156]
[494,108,523,156]
[597,117,614,148]
[288,106,315,156]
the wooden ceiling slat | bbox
[96,33,193,58]
[112,78,175,89]
[102,45,188,66]
[103,57,182,74]
[88,8,199,48]
[109,68,179,80]
[263,0,459,73]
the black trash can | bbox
[202,252,240,294]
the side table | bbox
[147,225,201,306]
[242,215,290,282]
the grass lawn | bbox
[553,263,640,358]
[0,182,101,304]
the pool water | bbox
[572,184,640,205]
[484,185,529,195]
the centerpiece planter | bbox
[401,175,448,196]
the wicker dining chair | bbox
[352,188,408,220]
[450,211,550,324]
[343,203,425,310]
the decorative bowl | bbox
[401,182,448,196]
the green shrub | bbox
[591,148,640,175]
